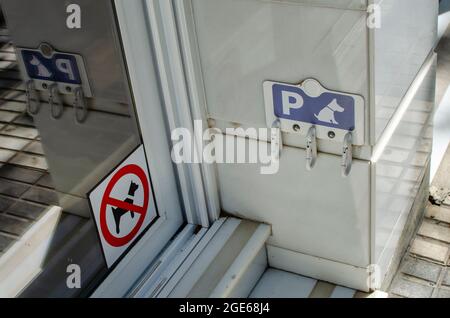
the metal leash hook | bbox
[48,83,64,119]
[73,86,88,124]
[271,118,283,162]
[341,132,353,178]
[306,126,317,171]
[25,80,40,115]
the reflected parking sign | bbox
[21,50,82,84]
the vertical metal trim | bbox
[145,0,211,227]
[173,0,221,223]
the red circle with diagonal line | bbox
[99,164,150,247]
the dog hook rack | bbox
[25,80,41,116]
[74,86,88,124]
[306,126,317,171]
[48,83,64,119]
[271,118,283,162]
[341,132,353,178]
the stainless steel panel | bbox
[216,56,436,272]
[256,0,368,11]
[2,0,141,216]
[217,135,371,267]
[3,0,129,103]
[192,0,369,131]
[33,106,139,198]
[374,57,436,266]
[373,0,437,142]
[189,0,437,158]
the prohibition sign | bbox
[100,164,150,247]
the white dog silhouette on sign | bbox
[30,55,52,78]
[314,99,345,125]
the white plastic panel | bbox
[217,135,371,267]
[373,0,437,142]
[374,57,436,264]
[192,0,369,131]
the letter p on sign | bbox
[56,59,76,81]
[282,91,304,116]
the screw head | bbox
[328,131,336,139]
[40,43,53,57]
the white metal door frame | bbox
[172,0,221,222]
[143,0,214,227]
[93,0,217,296]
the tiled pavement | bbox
[0,41,57,257]
[388,21,450,299]
[389,144,450,298]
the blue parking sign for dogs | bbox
[21,50,82,84]
[264,79,365,145]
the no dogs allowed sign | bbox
[88,145,159,268]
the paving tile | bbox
[36,173,53,189]
[6,200,47,220]
[309,282,335,298]
[418,221,450,244]
[0,195,15,211]
[21,186,58,205]
[0,44,14,53]
[400,256,443,283]
[0,61,16,71]
[0,214,30,236]
[0,53,17,63]
[403,111,429,125]
[0,164,43,184]
[0,148,15,163]
[12,113,35,127]
[0,52,17,62]
[0,60,19,70]
[9,153,48,170]
[444,196,450,206]
[1,124,38,139]
[426,205,450,224]
[388,294,405,298]
[443,268,450,287]
[0,100,26,112]
[0,178,30,198]
[0,74,20,87]
[0,78,18,92]
[0,134,29,151]
[24,141,45,156]
[0,233,14,252]
[0,89,26,102]
[436,288,450,298]
[410,238,449,264]
[403,168,422,182]
[0,110,18,123]
[0,70,21,81]
[411,152,429,167]
[390,277,434,298]
[0,42,17,53]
